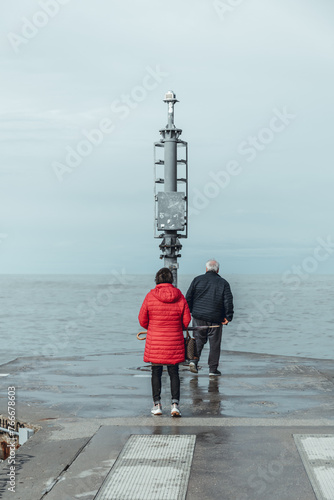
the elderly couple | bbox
[138,260,234,417]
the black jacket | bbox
[185,271,234,324]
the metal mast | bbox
[154,91,188,287]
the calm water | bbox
[0,274,333,366]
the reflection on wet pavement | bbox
[1,349,333,421]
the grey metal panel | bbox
[95,434,196,500]
[157,192,185,231]
[294,434,334,500]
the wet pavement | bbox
[0,350,334,499]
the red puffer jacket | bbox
[138,283,191,365]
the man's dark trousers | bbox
[192,318,222,372]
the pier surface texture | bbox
[0,349,334,499]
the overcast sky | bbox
[1,0,334,275]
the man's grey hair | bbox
[206,259,219,272]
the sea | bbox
[0,273,333,366]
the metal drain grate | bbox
[95,434,196,500]
[294,434,334,500]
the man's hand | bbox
[222,318,229,325]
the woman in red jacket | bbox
[138,268,191,417]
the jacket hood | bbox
[151,283,182,303]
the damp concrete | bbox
[0,350,333,499]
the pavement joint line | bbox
[52,417,334,429]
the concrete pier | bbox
[0,350,333,499]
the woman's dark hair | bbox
[155,267,174,284]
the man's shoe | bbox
[151,403,162,415]
[209,369,222,376]
[189,361,198,374]
[171,403,181,417]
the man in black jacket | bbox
[185,259,234,375]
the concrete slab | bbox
[42,426,118,500]
[0,429,89,500]
[185,425,318,500]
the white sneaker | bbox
[171,403,181,417]
[151,403,162,415]
[189,361,198,373]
